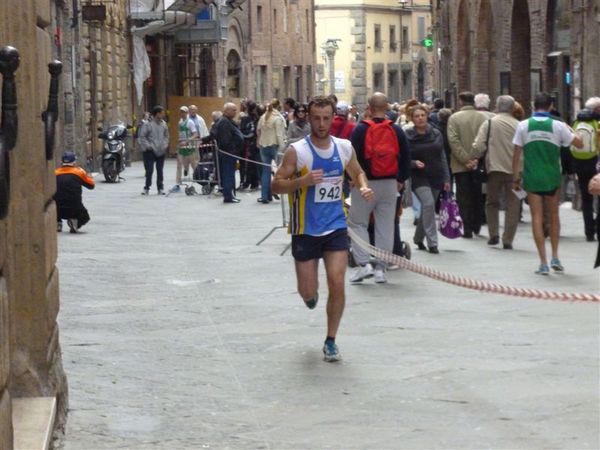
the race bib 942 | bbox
[315,176,343,203]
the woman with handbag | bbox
[405,105,451,253]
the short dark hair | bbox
[433,98,444,109]
[152,105,165,115]
[284,97,296,108]
[458,92,474,104]
[294,103,308,115]
[308,96,336,114]
[533,92,553,110]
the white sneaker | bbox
[374,268,387,284]
[350,264,374,283]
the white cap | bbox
[336,101,349,115]
[180,106,189,112]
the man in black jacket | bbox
[213,103,244,203]
[349,92,411,284]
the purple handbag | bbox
[438,192,464,239]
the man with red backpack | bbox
[349,92,411,284]
[330,101,355,139]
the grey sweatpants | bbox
[349,178,398,269]
[413,186,441,248]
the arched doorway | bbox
[417,59,426,102]
[226,50,241,98]
[456,0,471,92]
[475,0,495,100]
[511,0,531,112]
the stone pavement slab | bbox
[57,161,599,449]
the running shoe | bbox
[550,257,564,272]
[304,293,318,310]
[535,264,550,276]
[350,264,374,283]
[374,268,387,284]
[170,185,181,193]
[141,188,149,195]
[323,342,341,362]
[158,189,166,195]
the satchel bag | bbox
[438,192,464,239]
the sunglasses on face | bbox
[297,110,307,113]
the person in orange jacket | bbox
[55,151,95,233]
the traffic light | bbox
[422,35,433,51]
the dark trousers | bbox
[574,159,598,239]
[240,144,260,188]
[57,205,90,229]
[218,152,237,201]
[455,171,484,235]
[143,151,165,190]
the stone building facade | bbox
[158,0,316,108]
[67,1,133,169]
[246,0,316,103]
[0,1,69,448]
[433,0,600,119]
[315,0,434,109]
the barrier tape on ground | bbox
[347,226,600,303]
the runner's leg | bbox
[544,190,561,260]
[294,259,319,302]
[527,193,547,265]
[322,250,347,338]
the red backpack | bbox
[363,119,400,177]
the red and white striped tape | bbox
[347,227,600,303]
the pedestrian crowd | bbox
[54,91,600,363]
[129,91,599,277]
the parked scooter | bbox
[97,122,132,182]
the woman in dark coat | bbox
[405,105,451,253]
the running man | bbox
[512,92,583,275]
[272,96,374,362]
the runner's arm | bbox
[345,149,374,201]
[272,147,329,194]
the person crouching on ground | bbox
[55,151,95,233]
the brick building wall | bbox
[436,0,599,115]
[246,0,316,103]
[0,1,69,448]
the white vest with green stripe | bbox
[523,117,561,192]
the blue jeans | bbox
[218,152,237,201]
[260,145,278,201]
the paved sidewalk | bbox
[58,160,599,449]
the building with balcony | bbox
[315,0,434,109]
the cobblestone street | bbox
[58,161,599,449]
